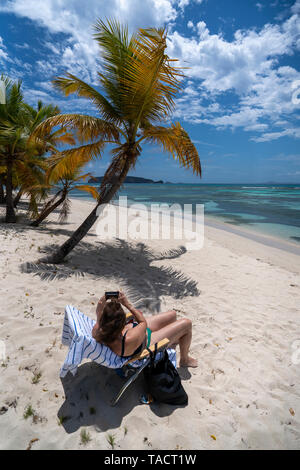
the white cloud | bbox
[0,36,9,62]
[0,0,179,34]
[178,0,190,9]
[269,153,300,161]
[14,42,30,49]
[203,107,267,131]
[23,85,97,115]
[167,4,300,140]
[0,0,180,83]
[168,19,299,93]
[177,0,203,8]
[196,21,209,40]
[251,128,300,142]
[44,41,60,55]
[292,0,300,15]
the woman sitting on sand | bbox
[92,291,198,368]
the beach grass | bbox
[106,433,116,449]
[80,429,91,445]
[23,404,35,420]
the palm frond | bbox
[45,140,105,183]
[47,128,76,147]
[72,172,92,183]
[142,123,201,176]
[58,195,71,223]
[93,19,138,122]
[74,184,99,200]
[32,113,120,144]
[14,157,47,192]
[6,80,23,119]
[53,73,121,124]
[109,26,183,129]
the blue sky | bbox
[0,0,300,183]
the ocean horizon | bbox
[70,183,300,246]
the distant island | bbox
[88,176,164,184]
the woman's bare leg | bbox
[146,310,177,332]
[150,318,198,368]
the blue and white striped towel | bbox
[60,305,176,378]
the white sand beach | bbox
[0,197,299,450]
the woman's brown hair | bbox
[94,299,126,345]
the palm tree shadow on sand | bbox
[22,238,198,426]
[20,238,200,311]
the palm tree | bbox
[30,164,99,226]
[0,78,70,222]
[13,101,75,211]
[33,20,201,264]
[0,78,25,222]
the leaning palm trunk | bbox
[5,159,16,223]
[0,176,5,204]
[30,189,67,227]
[39,190,62,214]
[13,188,23,207]
[43,151,136,264]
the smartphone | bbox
[105,291,119,300]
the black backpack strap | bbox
[146,343,158,364]
[120,330,129,358]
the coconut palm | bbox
[13,101,75,211]
[30,163,99,226]
[32,20,201,263]
[0,78,26,222]
[0,77,72,222]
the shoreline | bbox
[204,214,300,257]
[71,197,300,274]
[70,196,300,257]
[70,180,300,252]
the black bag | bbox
[143,345,188,406]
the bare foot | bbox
[179,356,198,368]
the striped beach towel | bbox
[60,305,176,377]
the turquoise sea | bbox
[71,183,300,246]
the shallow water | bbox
[70,183,300,245]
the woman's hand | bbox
[97,295,106,310]
[96,295,107,320]
[118,291,130,308]
[118,291,146,326]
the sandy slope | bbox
[0,198,299,450]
